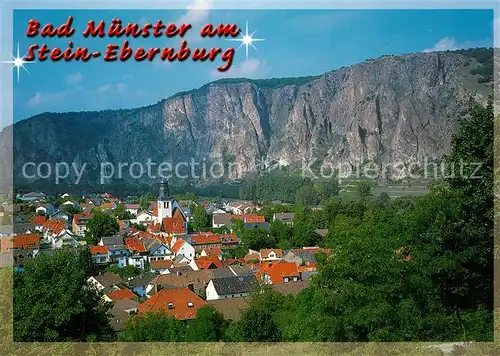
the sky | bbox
[9,8,495,122]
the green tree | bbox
[138,193,155,211]
[77,246,96,277]
[185,306,227,341]
[85,209,119,245]
[190,205,212,231]
[358,182,373,201]
[114,203,134,220]
[238,306,282,341]
[295,185,320,206]
[241,228,275,251]
[121,312,186,341]
[14,250,114,341]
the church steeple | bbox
[158,179,170,200]
[157,179,173,222]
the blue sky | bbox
[11,9,495,122]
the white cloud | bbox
[210,58,270,79]
[65,72,84,85]
[423,36,493,53]
[98,84,112,92]
[26,90,72,107]
[423,37,459,53]
[177,0,213,25]
[98,82,129,94]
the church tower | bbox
[157,179,173,221]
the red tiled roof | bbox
[203,247,223,256]
[124,237,147,253]
[148,222,161,233]
[106,288,137,301]
[257,262,300,284]
[89,245,109,255]
[100,202,115,209]
[195,255,223,270]
[152,207,158,217]
[170,239,186,254]
[298,264,317,272]
[191,232,219,245]
[218,234,239,244]
[244,215,265,223]
[31,215,46,225]
[162,217,185,234]
[260,249,283,259]
[1,233,40,252]
[73,213,93,225]
[125,204,140,209]
[138,287,208,320]
[244,253,260,262]
[43,219,66,235]
[151,259,174,270]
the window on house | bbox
[168,303,174,309]
[293,276,298,281]
[284,277,290,283]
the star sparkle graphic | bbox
[227,20,265,59]
[0,42,35,83]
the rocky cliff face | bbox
[2,49,494,190]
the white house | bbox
[125,204,140,216]
[205,274,258,301]
[170,238,195,261]
[52,230,79,249]
[136,211,154,225]
[259,249,283,262]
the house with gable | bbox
[259,249,283,262]
[170,238,195,261]
[99,235,128,267]
[138,287,208,320]
[256,262,300,285]
[72,213,93,236]
[206,274,258,301]
[142,236,174,263]
[124,237,148,269]
[49,210,72,225]
[89,245,110,265]
[189,255,223,271]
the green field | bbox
[338,178,432,201]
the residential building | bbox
[104,288,137,302]
[136,211,154,225]
[143,237,174,263]
[191,232,240,252]
[30,215,46,232]
[72,213,93,236]
[124,237,148,269]
[259,249,283,262]
[190,255,223,271]
[139,287,208,320]
[87,272,123,291]
[146,269,214,296]
[109,299,140,335]
[48,210,72,224]
[200,247,223,260]
[273,212,295,224]
[89,245,110,265]
[99,236,128,268]
[170,238,195,261]
[124,204,140,216]
[150,259,174,274]
[256,262,301,285]
[206,274,258,301]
